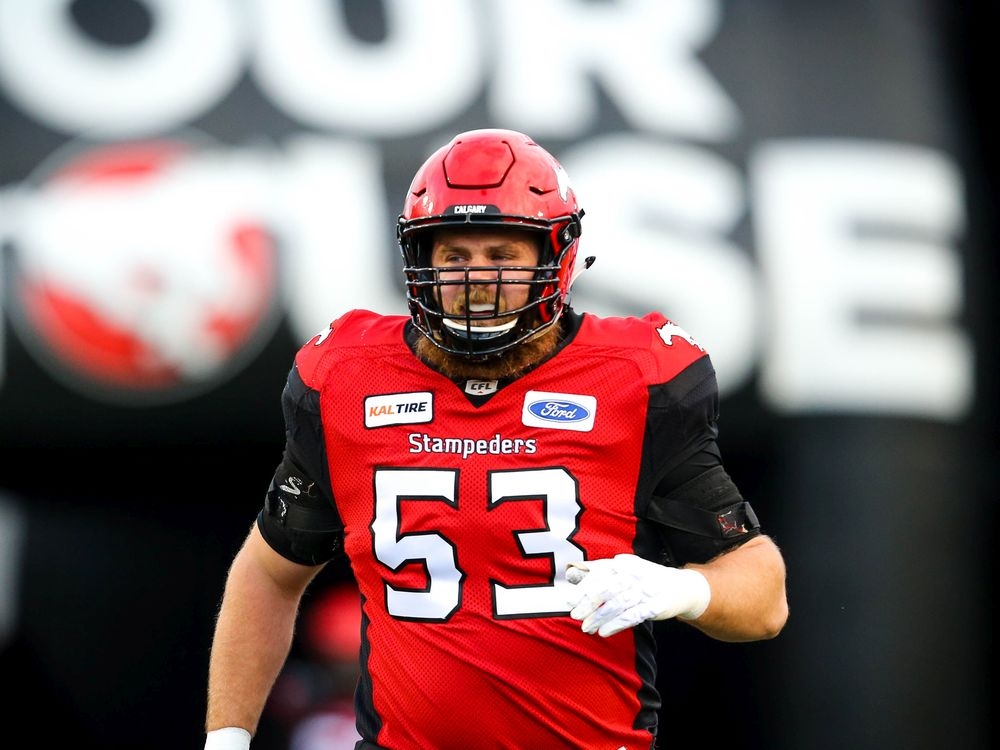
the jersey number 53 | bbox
[372,467,586,621]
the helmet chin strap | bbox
[569,255,597,286]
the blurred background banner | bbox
[0,1,993,749]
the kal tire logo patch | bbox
[365,391,434,427]
[521,391,596,432]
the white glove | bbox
[565,554,711,637]
[205,727,251,750]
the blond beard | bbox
[415,320,562,380]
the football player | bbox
[205,129,788,750]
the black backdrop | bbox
[0,2,994,748]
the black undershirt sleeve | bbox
[256,364,346,566]
[639,357,760,565]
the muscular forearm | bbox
[683,535,788,642]
[206,528,323,734]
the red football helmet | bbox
[397,129,586,358]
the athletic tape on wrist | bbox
[205,727,251,750]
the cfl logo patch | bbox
[464,379,498,396]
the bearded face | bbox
[431,230,538,329]
[415,227,561,379]
[414,321,561,381]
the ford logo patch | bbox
[527,399,590,423]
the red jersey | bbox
[271,308,716,750]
